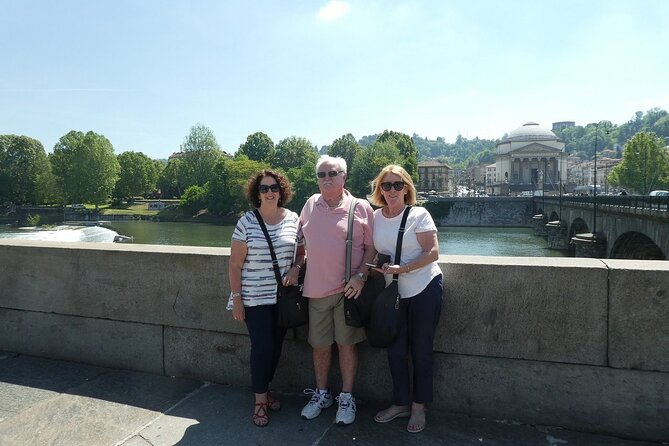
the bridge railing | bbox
[542,195,669,211]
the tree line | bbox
[2,107,667,217]
[0,126,418,217]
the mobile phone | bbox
[377,254,391,266]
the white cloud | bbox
[316,1,350,21]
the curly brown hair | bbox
[245,169,294,208]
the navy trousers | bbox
[387,274,443,405]
[244,304,287,394]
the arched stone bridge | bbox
[534,196,669,260]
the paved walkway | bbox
[0,352,663,446]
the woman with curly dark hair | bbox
[227,169,304,427]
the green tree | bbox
[113,151,159,202]
[237,132,275,162]
[608,131,669,194]
[377,130,418,180]
[208,157,271,215]
[348,140,403,198]
[180,185,207,217]
[0,135,53,204]
[50,131,120,206]
[286,160,318,212]
[328,133,361,173]
[179,124,226,187]
[158,157,186,198]
[271,136,318,171]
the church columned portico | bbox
[494,122,567,194]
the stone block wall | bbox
[0,240,667,441]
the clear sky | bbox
[2,0,668,160]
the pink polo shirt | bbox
[299,190,374,298]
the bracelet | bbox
[294,264,302,270]
[405,264,410,273]
[231,292,241,298]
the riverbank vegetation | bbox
[1,108,668,225]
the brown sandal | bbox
[267,394,281,411]
[252,402,269,427]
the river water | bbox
[0,221,567,257]
[106,221,566,257]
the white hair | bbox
[316,154,347,174]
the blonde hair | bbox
[369,164,416,207]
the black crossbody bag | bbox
[343,198,385,328]
[366,206,412,348]
[253,209,308,328]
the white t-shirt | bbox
[228,209,301,308]
[373,206,441,299]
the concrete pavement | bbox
[0,352,664,446]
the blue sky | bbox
[2,0,668,160]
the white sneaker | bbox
[335,392,356,425]
[301,388,333,420]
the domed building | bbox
[495,122,567,195]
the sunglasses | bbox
[317,170,343,178]
[380,181,405,192]
[259,184,281,194]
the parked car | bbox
[71,203,86,209]
[649,190,669,197]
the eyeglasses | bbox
[380,181,405,191]
[317,170,343,178]
[259,184,281,194]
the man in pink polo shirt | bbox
[296,155,376,425]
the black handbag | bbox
[366,206,412,348]
[346,269,386,328]
[253,210,308,328]
[342,198,376,328]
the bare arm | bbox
[378,230,439,275]
[228,239,247,321]
[283,244,306,286]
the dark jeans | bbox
[387,274,443,405]
[244,304,287,394]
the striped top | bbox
[228,209,301,308]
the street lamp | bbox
[593,122,599,236]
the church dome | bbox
[505,122,558,142]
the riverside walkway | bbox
[0,352,663,446]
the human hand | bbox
[377,263,404,275]
[283,266,300,286]
[344,275,364,300]
[232,299,245,322]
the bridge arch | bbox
[610,232,665,260]
[569,218,589,238]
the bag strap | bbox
[392,206,412,283]
[344,197,359,282]
[253,209,283,286]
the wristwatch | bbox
[357,272,367,282]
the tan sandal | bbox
[252,402,269,427]
[374,405,411,423]
[407,408,426,433]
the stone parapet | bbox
[0,240,667,441]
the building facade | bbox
[417,160,453,193]
[494,122,568,195]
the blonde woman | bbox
[368,164,442,434]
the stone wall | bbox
[423,197,534,226]
[0,240,667,441]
